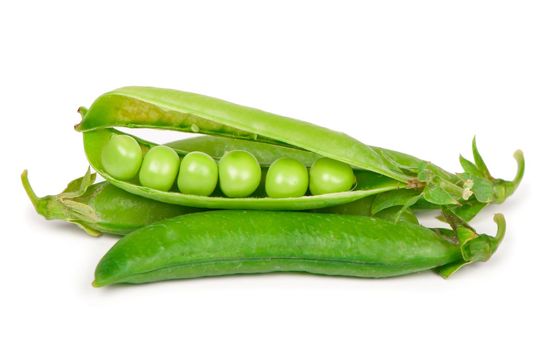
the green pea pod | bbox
[93,210,505,286]
[21,169,202,236]
[23,169,419,236]
[76,87,524,210]
[75,87,408,211]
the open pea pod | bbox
[76,86,523,209]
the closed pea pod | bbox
[93,210,506,286]
[23,168,415,237]
[21,169,201,236]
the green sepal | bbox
[472,136,492,179]
[459,154,481,177]
[60,168,96,198]
[423,183,459,205]
[458,173,495,203]
[459,138,525,204]
[447,199,487,222]
[21,169,102,237]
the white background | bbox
[1,1,544,349]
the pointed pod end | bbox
[92,280,101,288]
[74,106,89,131]
[77,106,88,117]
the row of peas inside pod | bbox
[101,134,356,198]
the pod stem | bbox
[503,150,525,196]
[21,170,43,214]
[491,213,506,252]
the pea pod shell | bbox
[77,86,410,182]
[93,210,462,286]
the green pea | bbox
[177,151,218,196]
[309,158,355,195]
[101,134,142,180]
[219,150,261,197]
[265,158,308,198]
[139,145,180,191]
